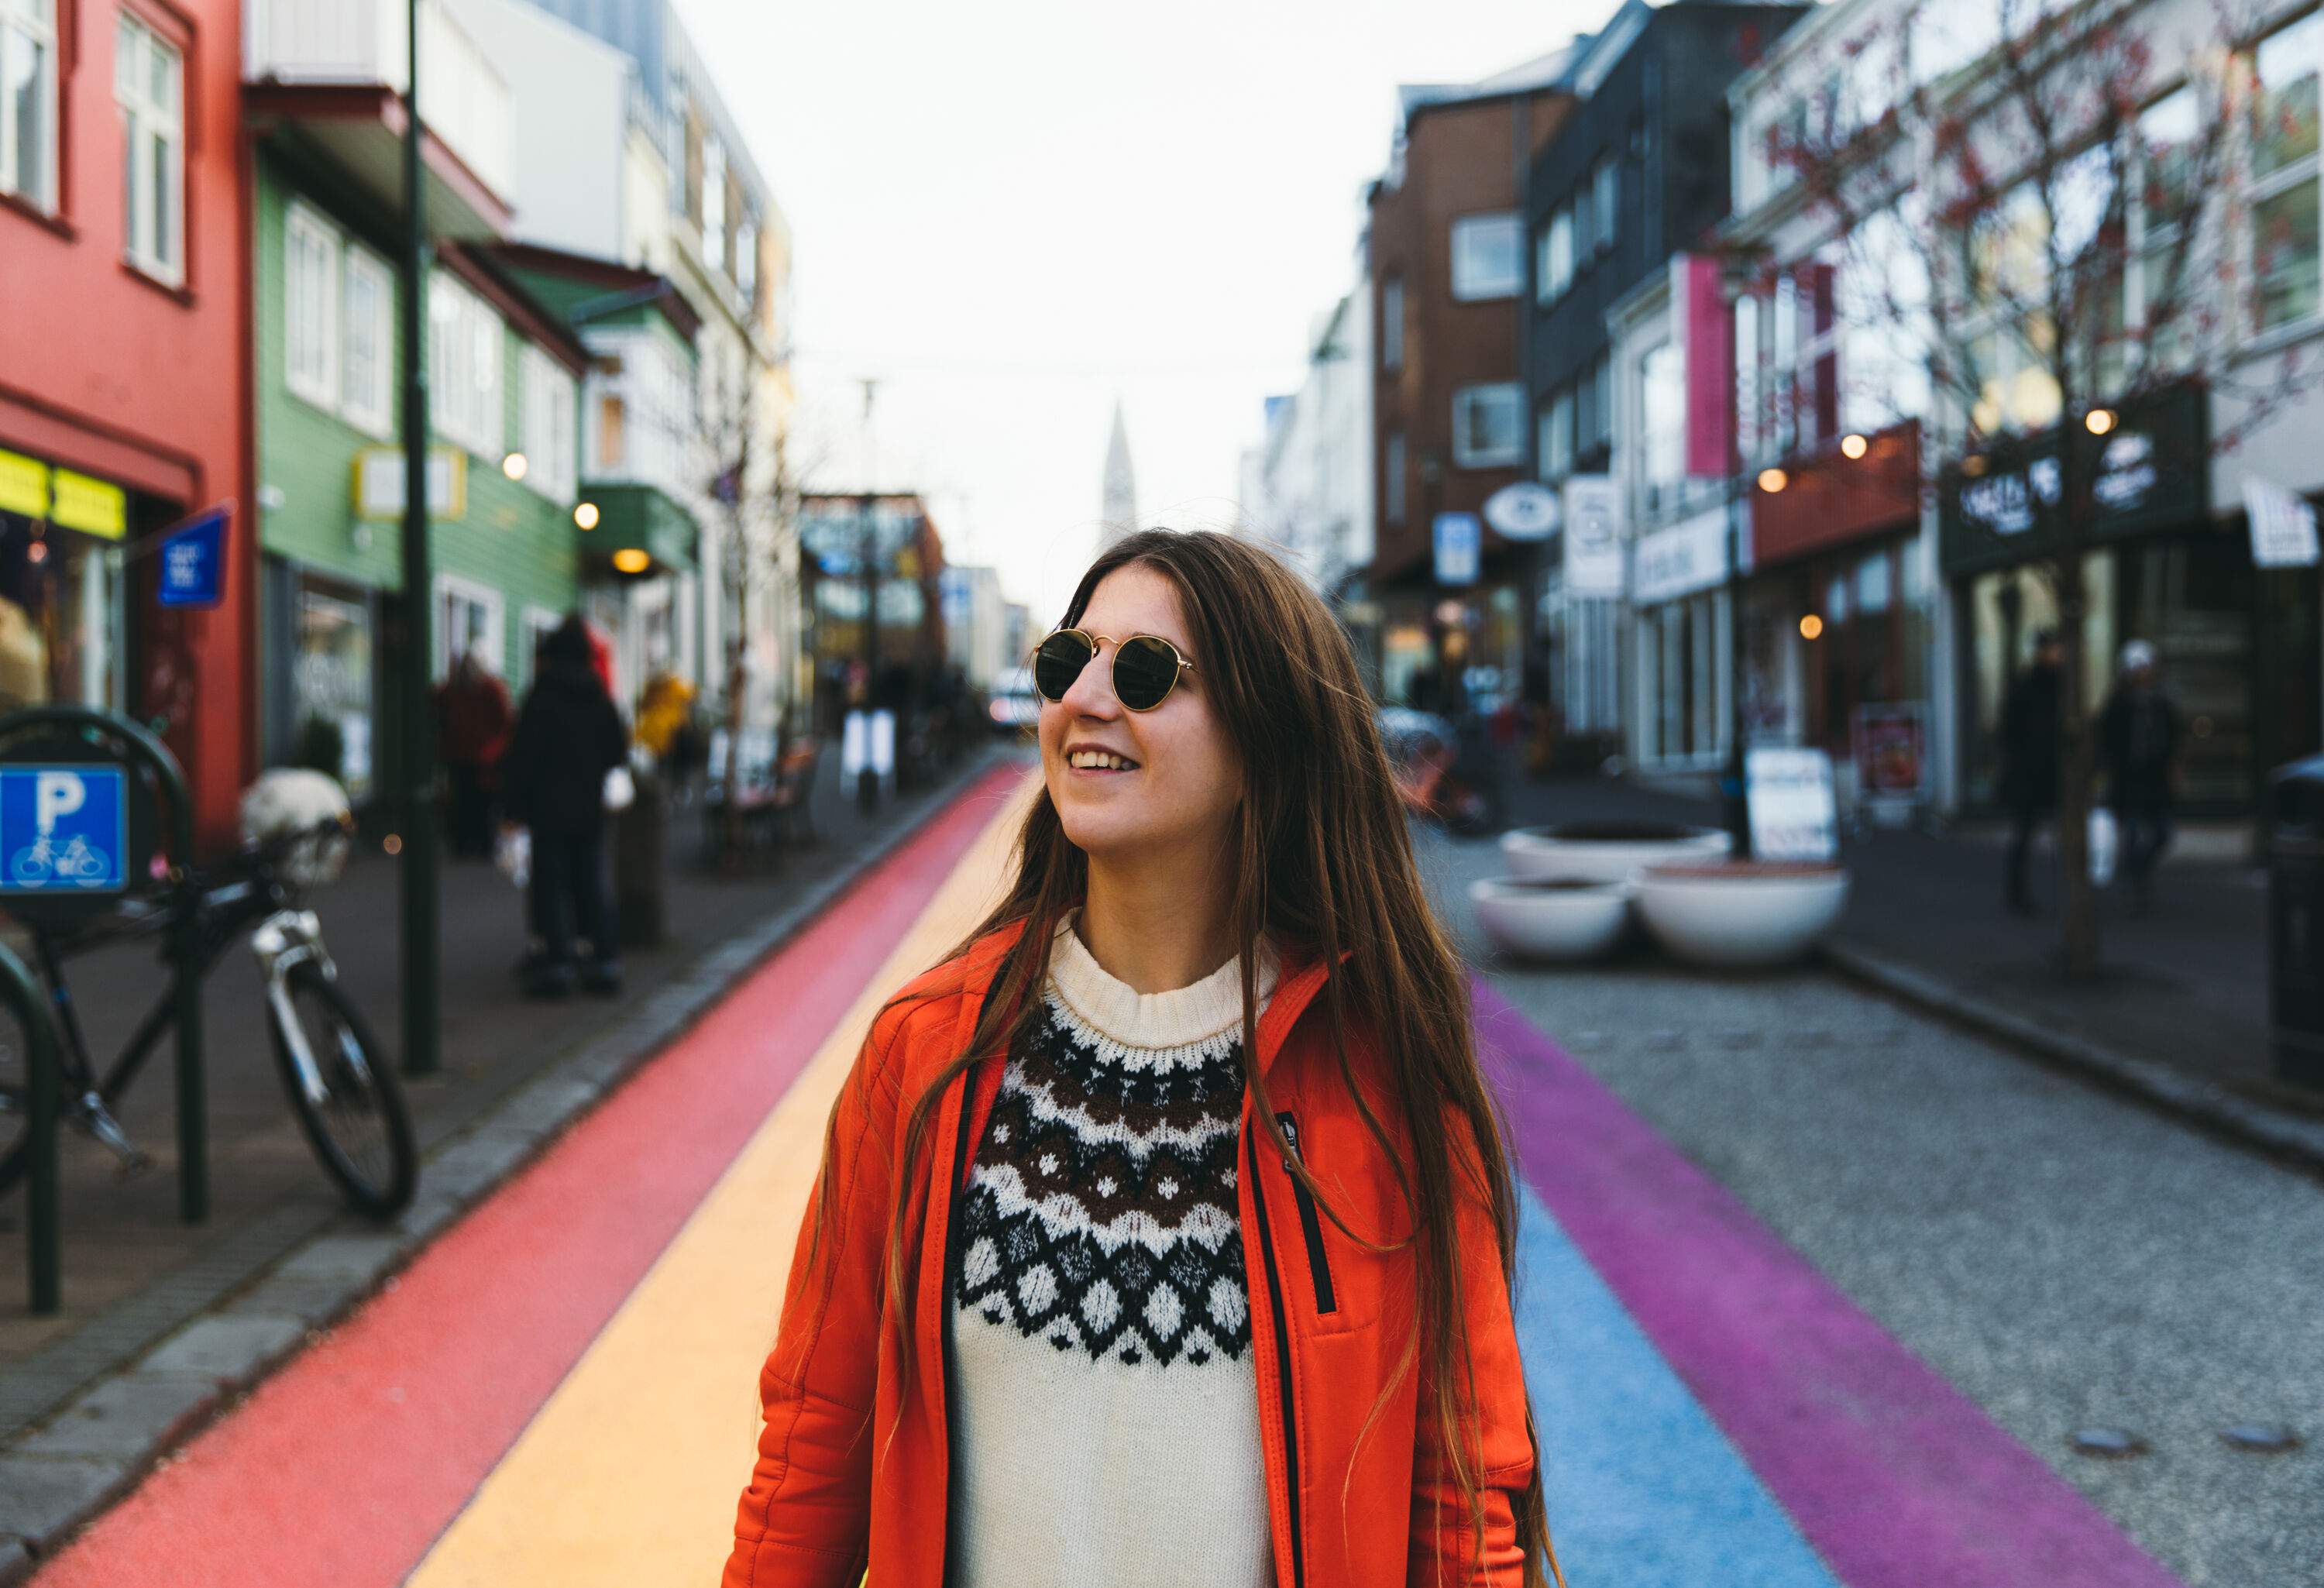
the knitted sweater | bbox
[945,918,1277,1588]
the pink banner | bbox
[1679,254,1734,479]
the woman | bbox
[725,531,1554,1587]
[501,615,629,999]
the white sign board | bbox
[1432,513,1481,586]
[1746,747,1840,863]
[1484,482,1562,541]
[1563,475,1627,598]
[1632,504,1731,606]
[2246,476,2320,569]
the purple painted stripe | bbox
[1473,983,2185,1588]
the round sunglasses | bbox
[1031,627,1195,712]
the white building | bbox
[940,565,1010,692]
[1246,284,1375,596]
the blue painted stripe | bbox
[1514,1183,1845,1588]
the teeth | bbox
[1070,751,1136,771]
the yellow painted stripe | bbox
[407,776,1032,1586]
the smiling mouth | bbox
[1067,750,1140,772]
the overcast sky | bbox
[681,0,1626,623]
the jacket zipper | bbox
[1276,1113,1339,1315]
[1247,1112,1307,1588]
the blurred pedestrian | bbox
[2001,629,2063,916]
[724,530,1553,1588]
[2100,639,2180,912]
[501,617,628,999]
[434,648,513,860]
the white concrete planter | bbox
[1470,877,1634,963]
[1499,822,1732,885]
[1634,861,1851,969]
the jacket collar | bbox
[955,917,1335,1076]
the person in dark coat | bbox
[2100,639,2180,911]
[502,616,630,997]
[2001,630,2064,916]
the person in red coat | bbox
[434,649,514,860]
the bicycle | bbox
[0,816,416,1218]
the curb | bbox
[0,748,1021,1581]
[1821,941,2324,1180]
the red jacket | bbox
[724,921,1536,1587]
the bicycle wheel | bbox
[269,963,416,1218]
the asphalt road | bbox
[1414,825,2324,1588]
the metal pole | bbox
[858,489,878,813]
[20,940,60,1311]
[400,0,439,1076]
[1724,471,1752,858]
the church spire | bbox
[1100,401,1138,549]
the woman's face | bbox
[1039,565,1242,864]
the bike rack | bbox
[0,707,207,1256]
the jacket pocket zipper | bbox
[1248,1114,1306,1588]
[1277,1113,1339,1316]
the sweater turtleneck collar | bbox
[1047,912,1278,1050]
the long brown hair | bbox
[813,529,1555,1583]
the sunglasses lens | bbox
[1114,636,1181,710]
[1033,631,1095,701]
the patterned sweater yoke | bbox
[944,917,1279,1588]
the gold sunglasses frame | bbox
[1031,627,1196,712]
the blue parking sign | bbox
[0,766,129,892]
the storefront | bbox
[1629,501,1732,775]
[1745,422,1932,814]
[1939,384,2298,813]
[0,448,135,717]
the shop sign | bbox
[1633,504,1731,606]
[50,469,125,539]
[157,506,229,609]
[1746,747,1839,862]
[1937,383,2207,574]
[1432,513,1480,586]
[353,447,468,521]
[1564,475,1627,597]
[0,449,47,519]
[1483,482,1561,541]
[1853,703,1927,799]
[2244,476,2320,569]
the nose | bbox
[1054,638,1122,720]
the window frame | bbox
[115,12,184,285]
[2248,11,2322,336]
[1451,211,1523,302]
[1380,276,1404,372]
[432,572,506,680]
[519,343,579,504]
[284,201,343,413]
[1451,381,1525,469]
[339,246,394,438]
[428,272,506,460]
[1538,206,1575,304]
[1384,431,1408,524]
[0,0,57,213]
[1538,387,1574,482]
[1592,155,1619,255]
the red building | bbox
[0,0,253,847]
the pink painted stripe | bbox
[1473,983,2185,1588]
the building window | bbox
[1,0,55,211]
[116,15,184,283]
[1452,383,1525,468]
[1538,207,1575,304]
[1640,342,1685,513]
[434,574,505,679]
[341,249,393,436]
[1380,277,1404,371]
[1452,212,1522,301]
[1592,156,1619,253]
[519,345,578,503]
[2252,12,2322,333]
[429,273,504,459]
[734,214,758,307]
[1538,388,1573,481]
[285,203,342,411]
[701,134,728,270]
[1384,431,1407,524]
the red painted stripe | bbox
[34,765,1025,1588]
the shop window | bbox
[285,203,342,411]
[0,521,122,713]
[1384,431,1407,524]
[116,14,184,284]
[1538,388,1573,482]
[341,249,394,437]
[2252,12,2322,332]
[0,0,55,212]
[429,273,505,459]
[433,574,504,679]
[1452,211,1522,301]
[291,580,374,799]
[519,346,577,503]
[1452,383,1524,469]
[1380,277,1404,372]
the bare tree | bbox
[1751,0,2316,976]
